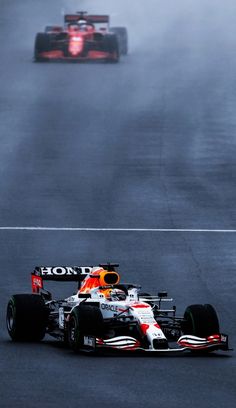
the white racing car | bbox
[6,263,229,354]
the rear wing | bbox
[64,13,109,25]
[31,266,92,293]
[86,15,109,24]
[31,263,119,293]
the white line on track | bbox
[0,227,236,232]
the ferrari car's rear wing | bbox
[87,15,109,24]
[64,14,109,24]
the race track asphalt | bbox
[0,1,235,407]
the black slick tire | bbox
[34,33,51,61]
[68,305,104,352]
[183,304,220,338]
[110,27,128,55]
[6,294,48,341]
[104,34,120,63]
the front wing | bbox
[82,334,230,354]
[36,50,115,61]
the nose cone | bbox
[69,35,84,56]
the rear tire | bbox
[68,305,104,352]
[183,304,220,338]
[6,294,48,341]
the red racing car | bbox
[34,12,128,63]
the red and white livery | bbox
[6,264,230,354]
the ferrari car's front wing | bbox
[37,50,115,61]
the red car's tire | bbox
[104,34,120,63]
[110,27,128,55]
[34,33,51,61]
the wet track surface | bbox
[0,0,236,407]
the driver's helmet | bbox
[78,19,87,25]
[109,288,126,301]
[78,20,88,31]
[78,20,94,32]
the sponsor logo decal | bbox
[101,303,118,312]
[84,336,95,347]
[32,276,43,287]
[40,266,91,276]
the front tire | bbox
[183,304,220,338]
[104,34,120,63]
[6,294,48,341]
[68,305,104,352]
[34,33,51,61]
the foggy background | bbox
[0,1,236,407]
